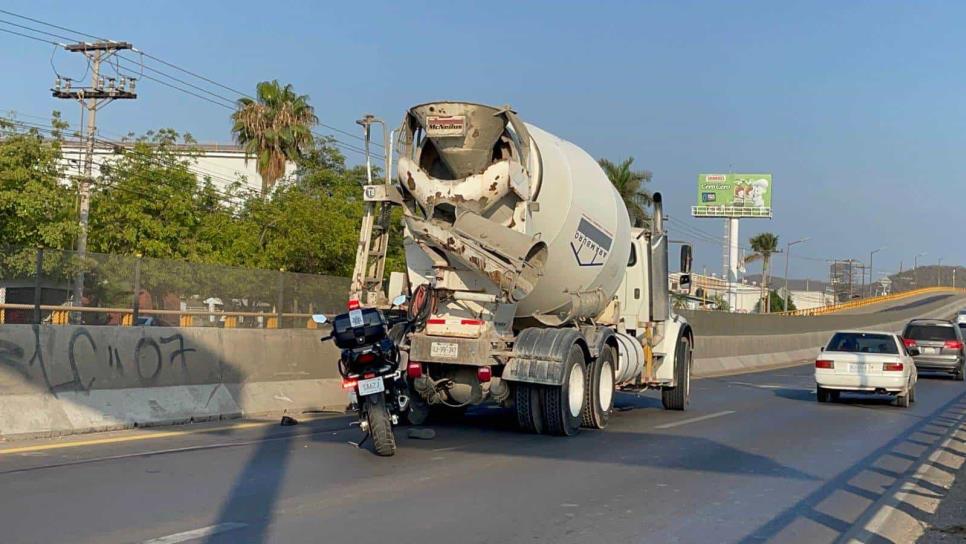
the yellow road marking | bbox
[0,416,336,455]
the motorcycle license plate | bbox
[357,377,385,396]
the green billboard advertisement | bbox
[694,173,772,218]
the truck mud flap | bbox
[504,328,584,386]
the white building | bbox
[59,141,297,195]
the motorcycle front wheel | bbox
[364,394,397,457]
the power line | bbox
[0,25,60,45]
[0,10,385,161]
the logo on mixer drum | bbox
[571,216,613,267]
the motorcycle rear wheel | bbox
[364,394,397,456]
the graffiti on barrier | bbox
[0,326,197,396]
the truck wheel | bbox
[515,383,544,434]
[582,345,615,429]
[364,395,396,456]
[661,334,691,411]
[543,344,586,436]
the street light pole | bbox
[915,253,926,288]
[783,238,809,312]
[868,247,884,297]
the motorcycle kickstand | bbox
[349,432,370,449]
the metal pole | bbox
[132,256,142,324]
[276,270,285,328]
[938,257,943,287]
[783,244,790,312]
[33,249,43,324]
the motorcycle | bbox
[313,295,410,456]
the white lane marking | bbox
[654,410,736,430]
[728,381,812,391]
[142,522,247,544]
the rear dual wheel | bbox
[582,346,615,429]
[515,344,588,437]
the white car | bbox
[815,330,918,407]
[955,310,966,326]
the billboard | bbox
[693,173,772,218]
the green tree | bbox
[231,80,318,194]
[755,289,796,313]
[598,157,653,228]
[0,113,77,277]
[745,232,780,313]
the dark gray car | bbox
[901,319,966,380]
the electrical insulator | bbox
[64,78,72,90]
[54,77,62,91]
[107,78,116,90]
[128,78,137,92]
[119,77,127,91]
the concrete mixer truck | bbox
[349,102,694,436]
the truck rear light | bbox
[427,318,445,325]
[461,319,483,326]
[347,299,361,310]
[407,361,424,379]
[945,340,964,350]
[815,360,834,369]
[902,338,917,348]
[883,362,904,371]
[342,378,358,390]
[477,366,492,383]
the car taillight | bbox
[945,340,964,350]
[347,299,361,310]
[342,378,358,390]
[815,360,834,369]
[356,352,376,364]
[477,366,492,383]
[902,338,917,348]
[883,362,904,371]
[407,361,423,379]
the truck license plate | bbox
[357,377,385,396]
[430,342,459,359]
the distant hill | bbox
[743,274,828,292]
[888,265,965,292]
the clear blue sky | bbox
[3,0,963,282]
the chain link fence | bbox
[0,247,350,328]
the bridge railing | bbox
[777,287,966,317]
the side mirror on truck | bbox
[678,244,693,293]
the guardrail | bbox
[0,303,326,329]
[777,287,966,317]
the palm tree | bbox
[745,232,780,313]
[598,157,653,228]
[232,80,319,194]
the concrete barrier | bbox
[2,293,963,439]
[688,294,966,378]
[0,325,345,439]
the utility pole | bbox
[938,257,943,287]
[52,41,137,312]
[782,238,808,312]
[868,247,884,297]
[914,253,926,288]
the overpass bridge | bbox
[0,288,964,543]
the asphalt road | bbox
[1,364,965,544]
